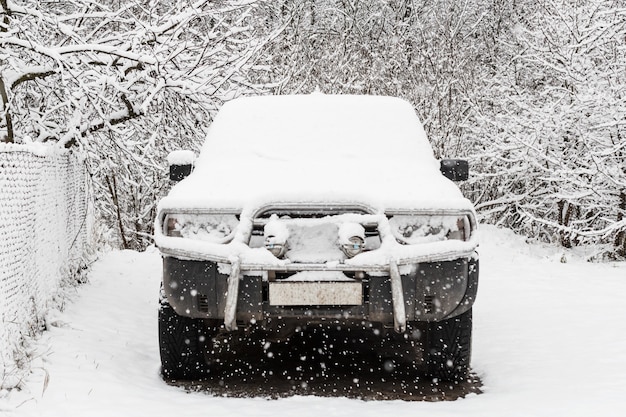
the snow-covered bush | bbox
[0,143,89,389]
[0,0,281,250]
[460,1,626,258]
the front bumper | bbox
[162,254,479,332]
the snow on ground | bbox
[3,225,626,417]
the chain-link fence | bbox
[0,143,89,387]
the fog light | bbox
[338,223,366,258]
[264,215,288,258]
[341,236,365,258]
[265,237,287,258]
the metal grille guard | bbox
[223,256,411,333]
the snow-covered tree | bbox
[464,0,626,257]
[1,0,280,249]
[1,0,271,145]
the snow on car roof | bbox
[160,94,473,213]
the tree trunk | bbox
[558,200,577,248]
[615,191,626,257]
[0,77,13,143]
[105,174,130,249]
[0,1,14,143]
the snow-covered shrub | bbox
[460,1,626,258]
[0,1,281,251]
[0,143,89,389]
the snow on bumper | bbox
[154,210,479,271]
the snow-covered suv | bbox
[155,94,479,382]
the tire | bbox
[159,298,211,380]
[425,308,472,382]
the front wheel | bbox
[159,298,212,380]
[425,308,472,382]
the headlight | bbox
[388,215,471,244]
[164,213,238,243]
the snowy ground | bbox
[3,225,626,417]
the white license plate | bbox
[269,281,362,306]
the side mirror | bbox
[167,150,196,182]
[440,159,469,181]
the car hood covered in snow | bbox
[159,94,473,214]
